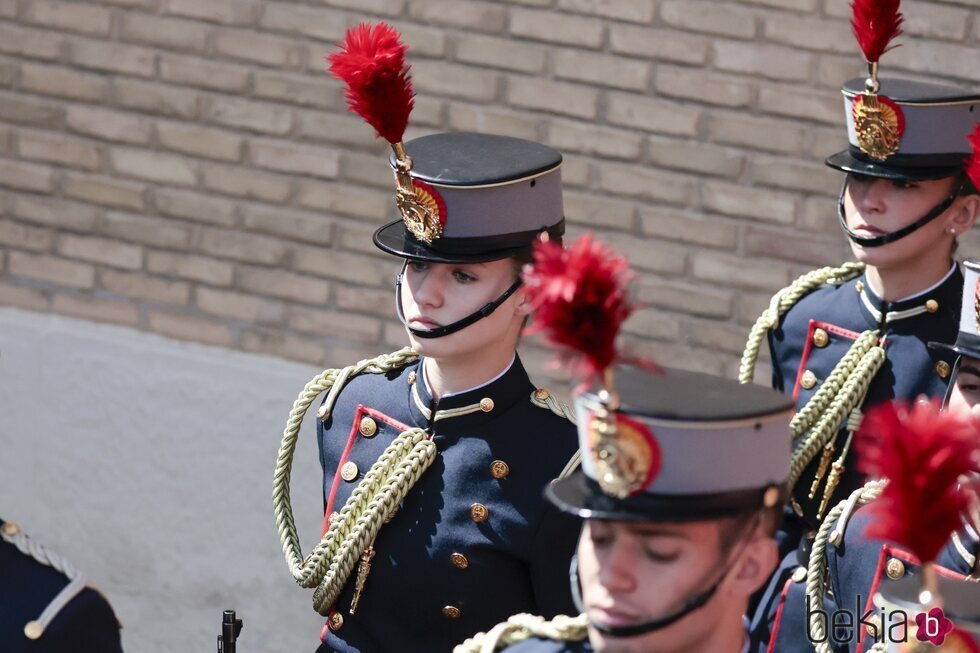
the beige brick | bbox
[563,192,635,231]
[561,156,591,189]
[63,173,146,211]
[412,62,499,102]
[0,158,54,192]
[0,219,55,252]
[902,2,970,40]
[10,194,99,231]
[214,29,304,69]
[25,0,111,36]
[66,106,153,145]
[147,250,234,286]
[656,67,753,107]
[288,306,381,344]
[336,285,397,318]
[654,138,745,178]
[240,205,333,246]
[0,61,13,87]
[340,151,396,190]
[59,234,142,269]
[702,181,797,223]
[254,73,342,110]
[0,0,15,17]
[240,329,324,363]
[692,251,791,291]
[0,92,64,128]
[547,120,642,160]
[510,8,603,47]
[0,126,9,154]
[9,250,95,288]
[447,104,539,141]
[249,138,340,179]
[102,211,190,248]
[197,227,289,265]
[165,0,260,25]
[147,310,233,347]
[295,182,392,222]
[113,79,199,119]
[17,130,101,170]
[120,13,211,52]
[637,279,733,319]
[196,286,285,323]
[598,230,687,275]
[110,147,196,186]
[101,269,190,304]
[758,86,841,125]
[661,0,756,39]
[708,111,807,154]
[554,50,649,91]
[815,56,861,91]
[102,0,158,6]
[806,126,846,161]
[740,0,816,10]
[606,93,700,136]
[887,41,980,84]
[157,122,242,162]
[596,163,695,206]
[508,77,598,119]
[321,0,404,14]
[0,281,48,311]
[295,111,384,149]
[714,41,812,81]
[206,97,292,135]
[622,308,680,340]
[455,34,547,73]
[640,209,738,248]
[53,293,139,326]
[392,24,448,59]
[238,266,330,304]
[201,163,292,203]
[159,54,251,93]
[763,14,851,53]
[292,248,390,287]
[71,39,156,78]
[258,3,345,41]
[558,0,654,22]
[683,320,752,356]
[744,226,844,266]
[626,339,727,376]
[748,158,838,195]
[20,62,109,102]
[408,0,506,32]
[609,25,709,65]
[0,24,64,60]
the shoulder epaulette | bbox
[453,613,589,653]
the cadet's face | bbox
[578,520,732,653]
[947,356,980,419]
[842,174,959,269]
[400,258,526,362]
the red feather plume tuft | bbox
[966,123,980,191]
[522,234,649,385]
[856,400,980,564]
[850,0,904,63]
[327,22,414,144]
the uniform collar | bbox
[856,263,961,325]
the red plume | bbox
[856,400,980,564]
[850,0,904,63]
[522,234,648,385]
[966,123,980,191]
[327,22,414,144]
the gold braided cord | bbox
[272,347,436,614]
[453,613,590,653]
[530,391,578,424]
[806,481,886,653]
[738,262,866,384]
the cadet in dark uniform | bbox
[272,23,579,653]
[0,517,123,652]
[742,4,980,646]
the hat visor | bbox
[373,220,531,264]
[546,470,783,523]
[825,150,963,181]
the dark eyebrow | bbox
[622,524,690,539]
[958,366,980,378]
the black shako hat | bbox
[930,259,980,359]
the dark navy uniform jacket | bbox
[0,518,123,653]
[315,356,580,653]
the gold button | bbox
[925,299,939,313]
[800,370,817,390]
[533,388,550,401]
[791,567,807,583]
[450,552,469,569]
[470,503,489,523]
[936,361,951,379]
[442,605,461,619]
[865,615,881,636]
[885,557,906,580]
[855,281,864,293]
[490,460,510,479]
[1,522,20,536]
[341,461,359,482]
[480,398,494,412]
[812,328,829,348]
[329,612,344,631]
[358,417,378,438]
[24,621,43,640]
[407,370,417,385]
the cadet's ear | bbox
[514,286,534,316]
[949,194,980,233]
[727,531,779,600]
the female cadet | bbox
[272,24,579,653]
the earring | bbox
[948,228,957,235]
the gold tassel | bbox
[349,546,376,615]
[808,442,836,500]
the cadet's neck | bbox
[865,257,954,303]
[423,350,517,400]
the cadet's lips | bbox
[409,316,442,329]
[852,224,886,236]
[588,606,645,628]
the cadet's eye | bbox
[643,548,680,563]
[891,179,917,190]
[848,173,873,185]
[453,270,477,283]
[409,261,429,273]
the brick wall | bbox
[1,0,979,380]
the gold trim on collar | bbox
[411,382,493,423]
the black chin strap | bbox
[837,177,964,248]
[394,261,523,339]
